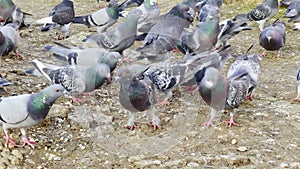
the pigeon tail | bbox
[36,16,54,24]
[40,24,56,32]
[31,59,54,82]
[71,15,91,26]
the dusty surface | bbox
[0,0,300,168]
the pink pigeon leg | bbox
[201,108,216,127]
[224,111,238,127]
[246,91,253,101]
[4,131,19,148]
[124,112,139,130]
[183,86,198,95]
[294,84,300,102]
[21,129,36,149]
[148,108,161,130]
[155,99,170,107]
[70,96,83,103]
[276,50,282,58]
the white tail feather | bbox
[36,16,54,24]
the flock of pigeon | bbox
[0,0,299,149]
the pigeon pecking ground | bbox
[0,0,300,168]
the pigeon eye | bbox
[56,89,60,93]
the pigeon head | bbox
[168,4,194,23]
[38,84,66,106]
[95,63,112,86]
[12,7,24,28]
[272,19,286,29]
[101,52,121,71]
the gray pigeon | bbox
[118,0,145,11]
[0,23,21,58]
[259,19,286,58]
[30,59,111,94]
[71,0,119,33]
[43,43,121,72]
[280,0,297,7]
[295,68,300,101]
[83,9,143,57]
[284,0,300,23]
[227,44,262,101]
[215,19,252,49]
[120,49,222,129]
[0,0,31,27]
[233,0,279,31]
[136,4,193,62]
[194,66,250,127]
[0,84,65,148]
[116,64,151,129]
[136,0,160,31]
[36,0,75,39]
[0,75,11,86]
[0,31,7,59]
[178,6,219,55]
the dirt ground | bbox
[1,0,300,168]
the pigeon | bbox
[83,9,143,57]
[71,0,119,33]
[280,0,297,7]
[136,0,160,30]
[116,64,151,129]
[43,43,121,72]
[215,19,252,49]
[0,75,11,86]
[30,59,111,97]
[0,31,7,59]
[197,0,220,22]
[294,68,300,101]
[259,19,286,58]
[194,66,250,127]
[178,6,220,55]
[136,4,193,62]
[0,23,21,58]
[118,0,144,11]
[233,0,279,31]
[0,0,31,27]
[36,0,75,39]
[0,84,65,148]
[182,0,198,19]
[227,44,262,101]
[284,0,300,23]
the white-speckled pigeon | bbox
[194,66,250,127]
[36,0,74,39]
[136,4,193,62]
[0,84,65,148]
[259,19,286,58]
[71,0,119,33]
[30,59,111,96]
[83,9,142,58]
[233,0,279,31]
[227,44,262,101]
[284,0,300,23]
[294,68,300,101]
[0,23,21,58]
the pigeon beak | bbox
[267,36,272,42]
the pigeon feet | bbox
[293,97,300,102]
[261,51,266,57]
[246,92,253,101]
[200,121,214,127]
[147,122,161,130]
[183,86,197,95]
[22,135,36,149]
[124,125,139,130]
[71,97,83,103]
[172,47,181,53]
[4,134,19,148]
[276,53,282,58]
[122,56,131,63]
[13,52,22,59]
[224,118,238,127]
[155,100,170,107]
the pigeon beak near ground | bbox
[0,84,65,148]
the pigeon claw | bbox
[224,119,239,127]
[246,92,253,101]
[147,122,161,130]
[183,86,197,95]
[200,121,214,127]
[124,125,139,130]
[71,97,83,103]
[155,100,170,107]
[293,97,300,102]
[4,135,20,148]
[22,136,36,149]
